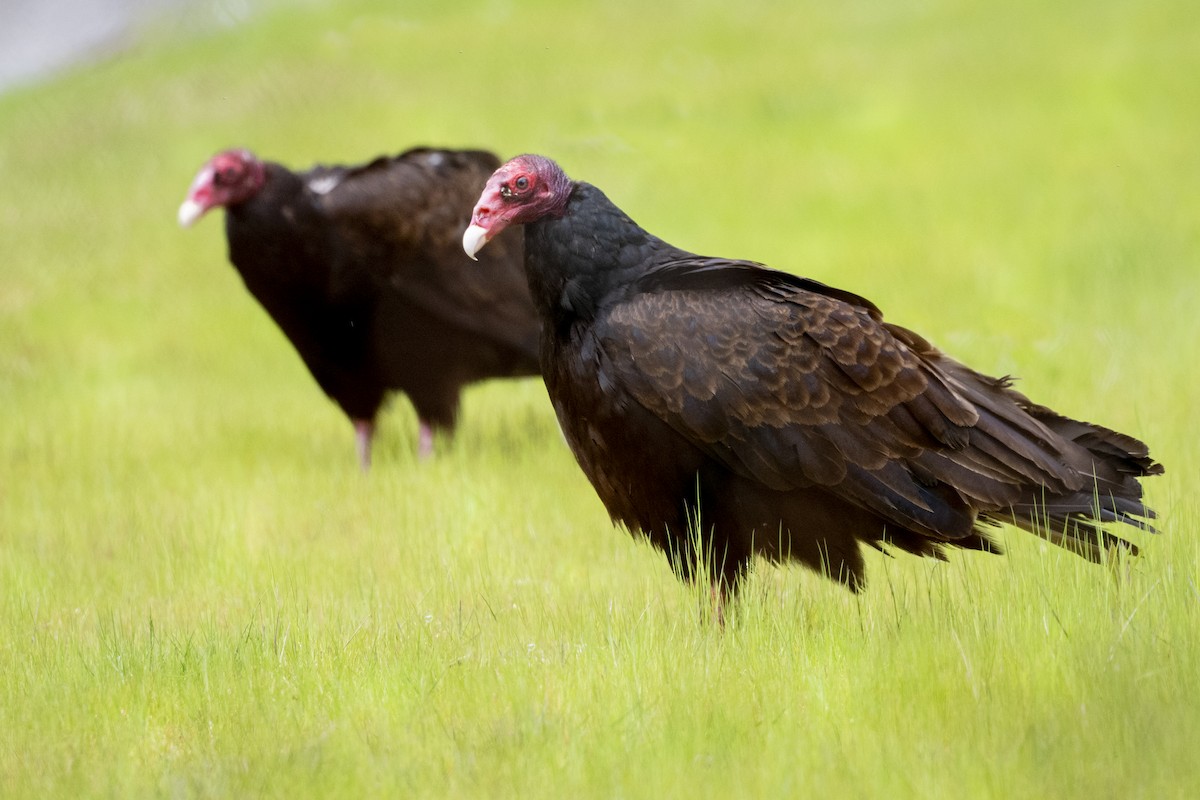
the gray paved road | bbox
[0,0,235,94]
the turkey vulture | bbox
[463,154,1162,603]
[179,147,540,468]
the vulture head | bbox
[463,154,572,259]
[178,149,267,228]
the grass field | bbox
[1,0,1197,796]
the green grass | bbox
[1,0,1198,796]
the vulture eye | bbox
[514,176,530,191]
[216,167,238,186]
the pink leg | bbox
[417,420,435,460]
[353,418,375,471]
[709,583,728,629]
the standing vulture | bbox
[179,147,540,468]
[463,154,1162,602]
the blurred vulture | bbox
[464,154,1162,609]
[179,147,540,468]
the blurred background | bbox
[0,2,1195,794]
[0,0,222,93]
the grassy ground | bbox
[1,0,1197,796]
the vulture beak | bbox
[178,164,216,228]
[462,223,491,261]
[178,198,206,228]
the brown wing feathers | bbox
[604,271,1156,562]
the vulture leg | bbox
[417,421,435,460]
[353,418,375,471]
[708,583,729,628]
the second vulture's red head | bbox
[178,149,267,227]
[463,154,573,260]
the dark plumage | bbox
[179,147,540,468]
[464,154,1162,601]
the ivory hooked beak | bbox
[178,198,205,228]
[462,223,491,261]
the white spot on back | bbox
[307,174,341,195]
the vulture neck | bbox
[523,182,682,330]
[224,164,325,286]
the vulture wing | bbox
[313,148,537,354]
[593,257,1154,555]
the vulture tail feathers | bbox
[924,357,1161,563]
[990,413,1161,563]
